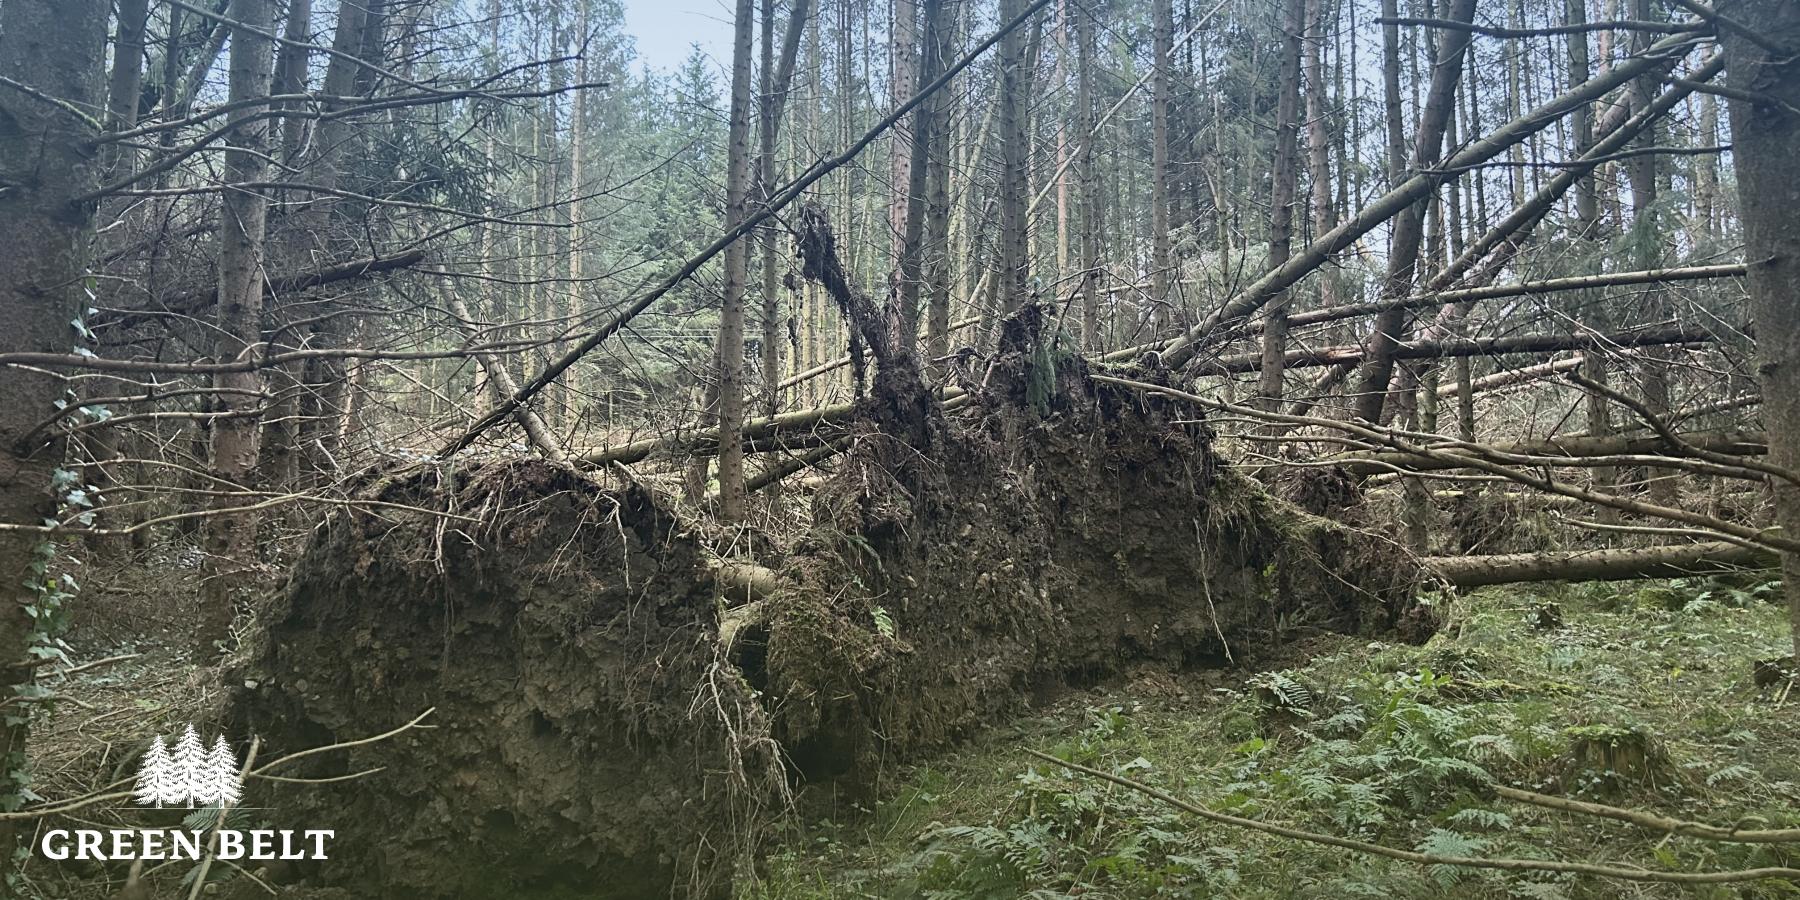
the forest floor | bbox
[20,551,1800,899]
[749,579,1800,900]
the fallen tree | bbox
[1194,326,1719,375]
[226,218,1442,899]
[1425,541,1775,587]
[1336,430,1767,475]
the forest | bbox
[0,0,1797,895]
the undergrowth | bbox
[750,577,1800,899]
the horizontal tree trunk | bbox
[1427,541,1774,587]
[1339,429,1765,475]
[1198,326,1718,375]
[96,249,428,332]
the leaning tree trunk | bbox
[0,0,107,860]
[1719,0,1800,661]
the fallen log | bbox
[93,249,428,331]
[1337,429,1766,475]
[1274,265,1743,335]
[1426,541,1775,587]
[1195,326,1718,375]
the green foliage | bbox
[752,580,1800,899]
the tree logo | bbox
[131,724,243,808]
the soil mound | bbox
[754,307,1431,785]
[226,461,781,899]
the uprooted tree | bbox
[5,0,1800,894]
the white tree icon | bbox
[169,724,207,808]
[132,736,182,808]
[197,735,243,807]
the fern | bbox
[1414,828,1489,887]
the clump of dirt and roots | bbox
[750,290,1431,791]
[221,212,1435,898]
[224,462,783,899]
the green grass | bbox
[749,578,1800,899]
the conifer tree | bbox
[198,736,242,808]
[171,725,207,808]
[132,737,181,808]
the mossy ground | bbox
[748,577,1800,899]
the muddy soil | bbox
[755,307,1430,787]
[226,462,781,899]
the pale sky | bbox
[620,0,736,74]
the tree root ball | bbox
[224,461,782,899]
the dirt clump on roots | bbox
[224,461,782,899]
[748,300,1435,790]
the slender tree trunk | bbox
[717,0,757,522]
[889,0,917,280]
[198,0,275,657]
[274,0,315,161]
[1075,0,1100,350]
[995,0,1031,311]
[295,0,387,481]
[922,0,957,372]
[1624,0,1673,503]
[567,0,590,425]
[0,0,107,851]
[1257,0,1306,414]
[1149,0,1174,337]
[1719,0,1800,661]
[898,0,946,353]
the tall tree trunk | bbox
[1625,0,1673,503]
[1075,0,1100,350]
[717,0,757,522]
[922,0,957,371]
[995,0,1031,312]
[198,0,277,658]
[274,0,315,161]
[568,0,590,425]
[889,0,917,287]
[294,0,387,482]
[1567,0,1616,517]
[898,0,946,353]
[1304,0,1336,288]
[1257,0,1306,413]
[1149,0,1174,337]
[1719,0,1800,660]
[0,0,107,851]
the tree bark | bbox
[198,0,276,658]
[717,0,758,522]
[1257,0,1307,414]
[1075,0,1100,350]
[1427,542,1774,588]
[896,0,944,341]
[995,0,1031,311]
[1149,0,1175,337]
[1719,0,1800,660]
[1340,429,1767,476]
[0,0,107,853]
